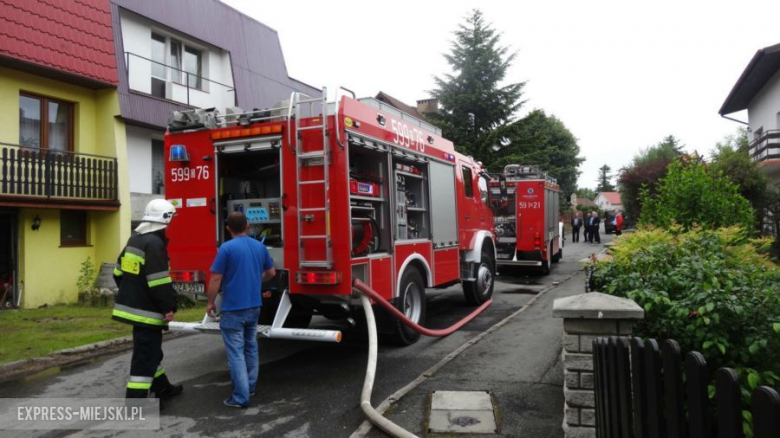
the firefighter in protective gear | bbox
[113,199,183,400]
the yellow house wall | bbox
[0,68,130,308]
[18,209,96,307]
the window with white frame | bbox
[148,31,207,98]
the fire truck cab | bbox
[490,164,562,275]
[164,89,496,345]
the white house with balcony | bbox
[110,0,319,224]
[120,10,236,111]
[720,42,780,188]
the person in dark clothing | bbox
[571,212,583,243]
[113,199,182,401]
[588,211,601,243]
[583,212,591,243]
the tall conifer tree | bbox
[427,10,525,161]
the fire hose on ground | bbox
[352,279,493,438]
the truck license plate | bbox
[174,283,205,293]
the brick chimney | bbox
[417,98,439,115]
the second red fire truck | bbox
[490,165,562,274]
[163,89,496,345]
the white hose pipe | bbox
[359,294,419,438]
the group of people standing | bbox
[571,211,605,244]
[570,210,624,243]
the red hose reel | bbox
[351,216,380,257]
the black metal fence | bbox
[0,142,118,204]
[593,337,780,438]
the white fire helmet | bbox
[135,199,177,234]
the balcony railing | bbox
[0,142,118,207]
[124,52,236,107]
[748,130,780,162]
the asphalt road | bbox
[0,228,612,438]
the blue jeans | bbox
[220,307,260,407]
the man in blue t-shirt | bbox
[206,212,275,408]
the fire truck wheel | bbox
[540,243,552,275]
[553,247,562,263]
[463,250,495,306]
[388,268,426,346]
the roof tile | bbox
[0,0,117,85]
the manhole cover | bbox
[428,391,497,434]
[451,416,481,427]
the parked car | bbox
[604,211,616,234]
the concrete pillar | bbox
[553,292,644,438]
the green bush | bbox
[591,227,780,435]
[639,160,754,232]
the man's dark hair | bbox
[226,212,248,234]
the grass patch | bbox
[0,305,207,364]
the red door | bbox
[457,161,479,247]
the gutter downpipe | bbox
[720,113,749,126]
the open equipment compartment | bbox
[215,138,284,266]
[347,135,391,257]
[392,151,430,241]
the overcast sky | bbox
[224,0,780,189]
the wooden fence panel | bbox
[594,338,606,438]
[616,337,633,438]
[644,339,666,438]
[715,368,743,438]
[632,337,648,438]
[684,352,711,438]
[662,340,686,438]
[608,337,622,435]
[752,386,780,438]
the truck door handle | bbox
[465,214,470,220]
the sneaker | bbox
[223,398,247,409]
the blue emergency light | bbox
[169,144,189,162]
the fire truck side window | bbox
[462,166,473,198]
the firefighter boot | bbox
[151,373,183,399]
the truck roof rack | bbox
[503,164,558,185]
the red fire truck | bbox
[163,88,496,345]
[489,165,562,274]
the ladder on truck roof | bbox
[292,87,333,269]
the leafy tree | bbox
[596,165,615,192]
[488,110,583,198]
[427,9,525,161]
[618,135,684,224]
[576,188,597,200]
[710,128,768,232]
[639,159,754,231]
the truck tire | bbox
[463,250,495,305]
[553,246,562,263]
[388,268,426,346]
[540,243,552,275]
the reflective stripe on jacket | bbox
[112,230,177,329]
